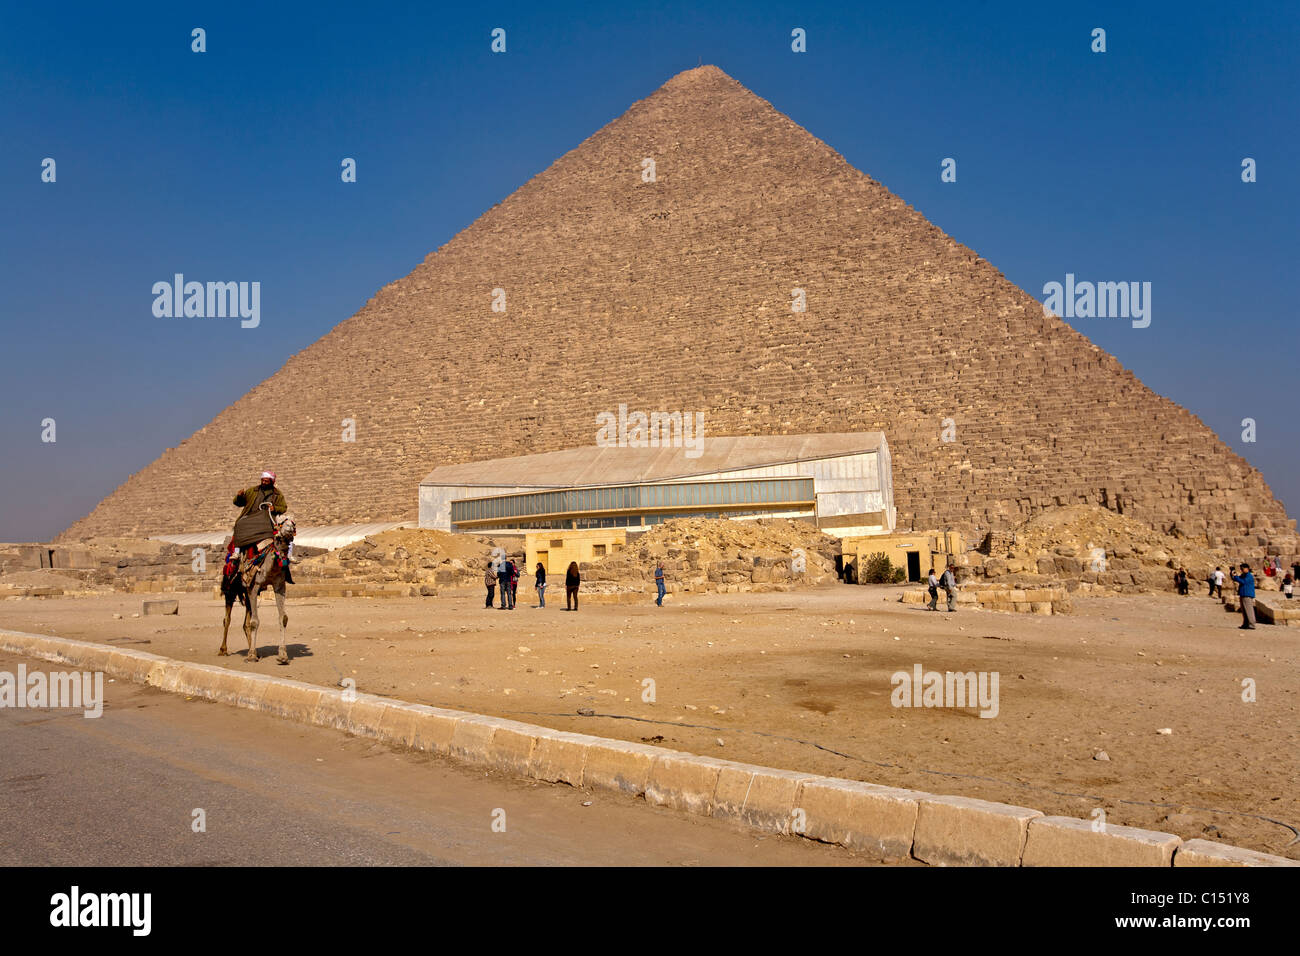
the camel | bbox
[219,511,296,664]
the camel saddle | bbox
[232,509,276,549]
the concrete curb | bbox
[2,628,1295,867]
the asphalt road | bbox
[0,651,884,866]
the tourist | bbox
[497,558,511,609]
[1175,568,1189,596]
[484,561,497,609]
[1211,566,1224,600]
[508,559,519,609]
[1262,557,1275,578]
[1283,572,1294,600]
[535,561,547,607]
[654,561,666,606]
[1230,564,1256,629]
[565,561,581,611]
[926,567,939,611]
[941,564,958,612]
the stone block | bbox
[794,778,925,858]
[528,730,593,786]
[713,765,814,834]
[261,679,323,722]
[913,795,1041,866]
[1173,839,1299,867]
[1022,816,1180,867]
[582,739,663,794]
[645,753,730,814]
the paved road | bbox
[0,651,885,866]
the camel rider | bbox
[232,471,294,583]
[234,470,287,518]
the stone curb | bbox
[1,628,1294,868]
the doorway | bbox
[906,551,921,583]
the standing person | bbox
[1212,566,1224,600]
[484,561,497,609]
[1262,557,1276,578]
[565,561,580,611]
[654,562,666,607]
[535,561,547,608]
[941,564,958,612]
[926,567,939,611]
[497,558,511,609]
[1231,564,1257,629]
[1176,568,1189,596]
[508,559,519,609]
[1283,572,1294,600]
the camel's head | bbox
[275,513,297,541]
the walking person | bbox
[508,559,519,609]
[1211,566,1224,600]
[941,564,958,612]
[926,567,939,611]
[535,561,547,608]
[1283,572,1294,600]
[565,561,580,611]
[1231,563,1257,629]
[497,558,511,609]
[654,561,666,607]
[484,561,497,609]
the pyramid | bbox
[62,66,1296,554]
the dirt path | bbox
[2,584,1296,858]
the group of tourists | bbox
[486,558,584,610]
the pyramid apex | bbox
[659,63,736,90]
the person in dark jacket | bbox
[535,562,547,607]
[1231,564,1256,629]
[565,561,580,611]
[654,562,666,606]
[508,560,519,609]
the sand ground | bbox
[1,583,1295,858]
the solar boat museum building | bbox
[417,432,896,538]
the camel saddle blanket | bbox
[232,510,276,549]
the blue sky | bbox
[2,1,1296,541]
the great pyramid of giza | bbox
[62,65,1295,553]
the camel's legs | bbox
[219,599,233,655]
[243,586,259,662]
[274,585,289,664]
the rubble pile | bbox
[584,517,840,595]
[294,528,512,595]
[964,505,1254,594]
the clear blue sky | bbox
[2,1,1296,541]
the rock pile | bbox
[964,505,1247,594]
[582,517,840,595]
[294,528,509,595]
